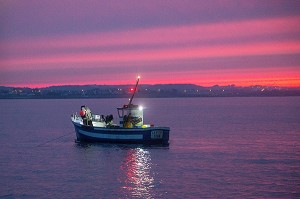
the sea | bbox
[0,97,299,198]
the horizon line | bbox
[1,83,300,89]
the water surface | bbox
[0,97,299,198]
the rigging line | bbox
[35,131,74,147]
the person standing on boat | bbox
[80,105,93,126]
[123,113,133,128]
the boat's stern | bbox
[144,127,170,145]
[71,113,106,127]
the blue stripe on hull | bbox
[73,122,169,144]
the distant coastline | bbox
[1,84,300,99]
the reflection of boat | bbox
[71,76,170,144]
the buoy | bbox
[80,110,85,117]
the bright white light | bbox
[139,106,143,111]
[137,75,141,79]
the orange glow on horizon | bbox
[4,77,300,89]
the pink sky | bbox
[1,0,300,88]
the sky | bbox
[1,0,300,88]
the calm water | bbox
[0,97,299,198]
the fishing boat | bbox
[71,76,170,144]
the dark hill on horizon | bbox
[0,84,300,99]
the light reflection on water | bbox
[120,148,155,198]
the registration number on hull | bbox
[151,130,163,139]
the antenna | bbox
[128,76,140,106]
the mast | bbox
[128,76,140,106]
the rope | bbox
[35,131,74,147]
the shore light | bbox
[139,106,143,111]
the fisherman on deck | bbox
[123,113,133,128]
[80,105,93,126]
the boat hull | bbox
[72,121,170,144]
